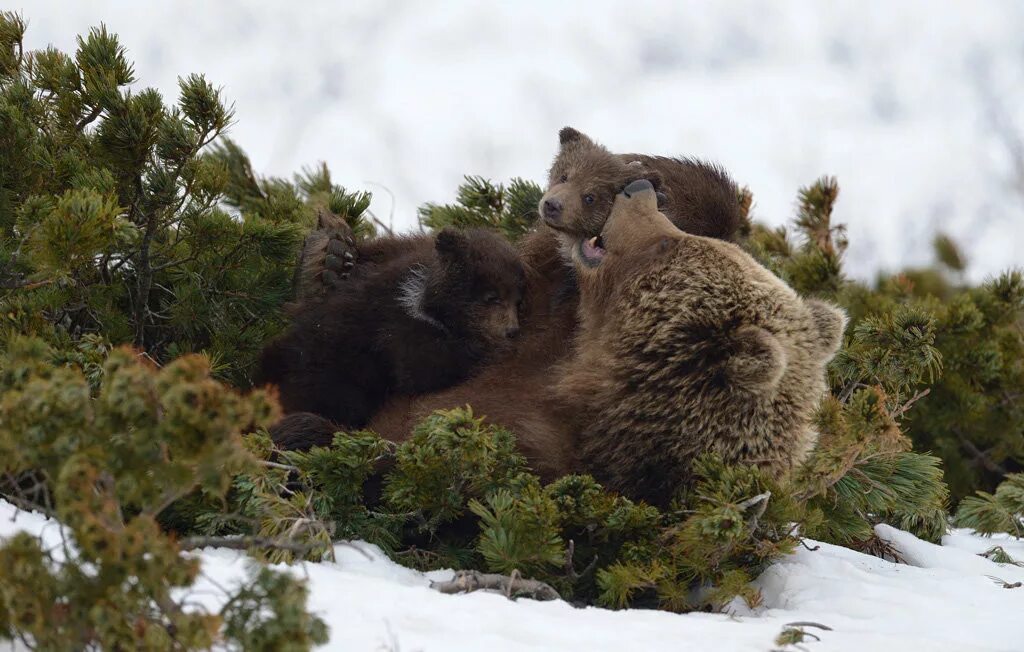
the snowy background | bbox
[3,500,1023,652]
[19,1,1024,281]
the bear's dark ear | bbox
[435,227,469,264]
[643,169,663,191]
[559,126,593,147]
[726,325,787,392]
[625,161,663,190]
[806,299,847,359]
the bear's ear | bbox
[624,161,664,190]
[639,169,664,192]
[435,227,469,265]
[559,126,593,147]
[726,325,787,392]
[805,299,847,359]
[624,163,667,208]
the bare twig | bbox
[431,570,561,601]
[740,491,772,533]
[362,181,396,231]
[563,539,599,584]
[957,432,1009,475]
[366,211,395,237]
[890,388,931,420]
[784,621,833,631]
[0,277,53,291]
[178,535,319,555]
[837,380,864,404]
[259,459,301,473]
[74,105,103,131]
[985,575,1022,589]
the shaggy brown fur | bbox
[539,126,743,245]
[372,181,845,505]
[557,179,846,504]
[258,228,524,443]
[282,129,746,472]
[366,130,745,460]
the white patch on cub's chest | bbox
[396,265,447,334]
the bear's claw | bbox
[292,208,359,299]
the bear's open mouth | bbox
[578,235,606,266]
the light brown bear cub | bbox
[555,179,847,505]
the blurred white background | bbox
[21,1,1024,281]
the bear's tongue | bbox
[581,235,606,263]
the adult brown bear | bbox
[371,180,846,506]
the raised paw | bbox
[292,208,359,299]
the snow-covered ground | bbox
[18,1,1024,282]
[2,500,1022,651]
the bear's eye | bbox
[559,174,568,183]
[583,194,595,205]
[483,292,501,306]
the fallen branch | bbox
[177,535,318,555]
[784,621,834,631]
[986,575,1023,589]
[431,569,561,601]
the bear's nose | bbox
[623,179,655,197]
[505,325,520,339]
[542,199,563,222]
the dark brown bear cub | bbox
[257,227,524,441]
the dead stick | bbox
[178,535,317,555]
[431,570,561,601]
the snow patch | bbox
[2,500,1022,651]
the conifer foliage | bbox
[419,175,542,241]
[955,473,1024,536]
[167,177,960,614]
[0,12,373,386]
[2,11,1023,650]
[0,13,337,649]
[0,336,328,650]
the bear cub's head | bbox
[407,227,525,351]
[538,127,662,241]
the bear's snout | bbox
[623,179,655,197]
[542,198,563,223]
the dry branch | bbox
[431,570,561,601]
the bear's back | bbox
[566,237,836,505]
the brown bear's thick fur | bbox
[539,126,742,245]
[276,128,745,465]
[555,179,846,504]
[371,181,845,505]
[365,130,745,467]
[258,227,524,437]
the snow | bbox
[18,1,1024,283]
[2,500,1022,651]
